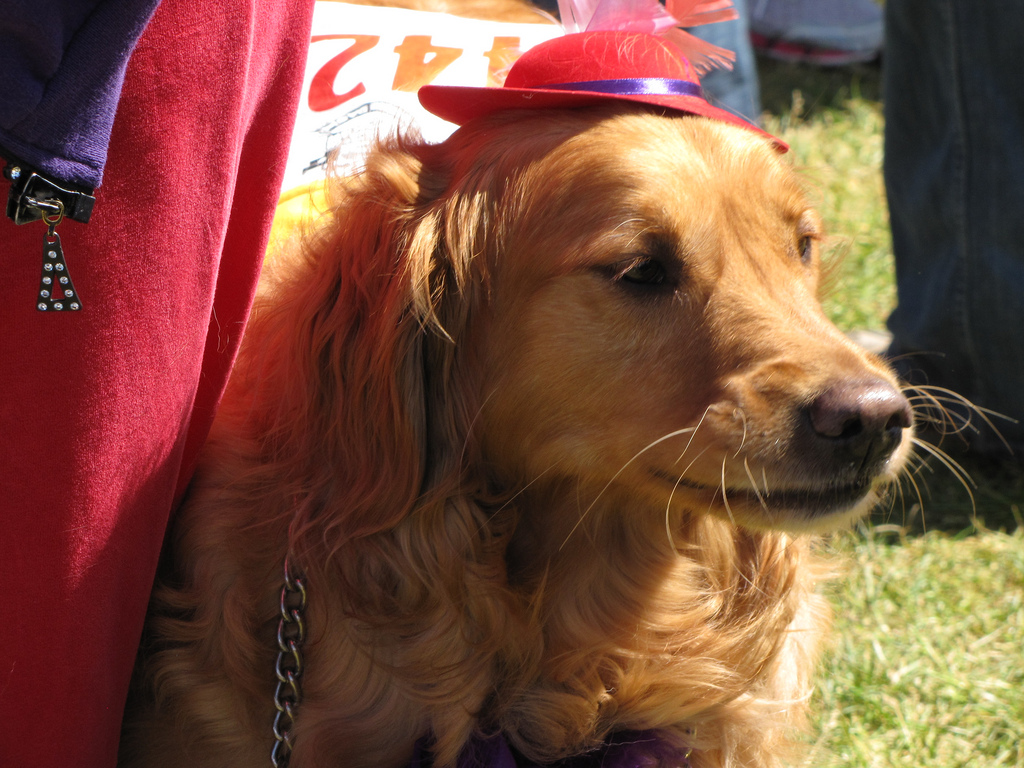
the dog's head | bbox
[457,108,912,535]
[261,105,910,551]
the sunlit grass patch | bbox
[807,527,1024,768]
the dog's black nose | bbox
[806,380,912,470]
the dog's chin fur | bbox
[120,107,911,768]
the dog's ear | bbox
[241,136,489,551]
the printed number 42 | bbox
[308,34,521,112]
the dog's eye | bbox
[618,257,668,286]
[797,235,815,264]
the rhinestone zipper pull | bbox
[31,197,82,312]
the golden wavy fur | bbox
[120,107,914,768]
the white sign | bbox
[281,2,561,195]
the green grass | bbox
[808,526,1024,768]
[760,60,893,333]
[756,57,1024,767]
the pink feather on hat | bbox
[556,0,739,73]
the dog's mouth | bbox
[652,468,885,523]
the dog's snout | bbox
[806,380,912,469]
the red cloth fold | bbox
[0,1,314,765]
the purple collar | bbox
[409,730,691,768]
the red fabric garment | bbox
[0,0,314,765]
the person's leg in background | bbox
[884,0,1024,456]
[689,0,762,124]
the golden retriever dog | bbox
[121,98,914,768]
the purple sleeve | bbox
[0,0,162,189]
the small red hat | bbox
[419,30,786,151]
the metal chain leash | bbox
[265,557,691,768]
[271,557,307,767]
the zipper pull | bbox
[29,197,83,312]
[3,160,92,312]
[4,162,95,225]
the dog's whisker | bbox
[885,478,904,525]
[732,408,748,458]
[881,478,899,526]
[910,437,977,515]
[677,447,711,482]
[485,461,559,527]
[719,457,735,526]
[664,446,712,549]
[905,454,934,481]
[664,502,676,550]
[910,403,976,437]
[559,426,700,551]
[910,435,974,486]
[906,384,1015,452]
[743,458,770,514]
[661,407,713,549]
[901,469,927,528]
[672,405,713,467]
[906,392,968,435]
[909,384,1007,418]
[897,473,929,532]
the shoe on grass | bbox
[750,0,883,65]
[846,328,892,355]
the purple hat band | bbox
[539,77,705,99]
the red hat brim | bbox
[419,83,785,148]
[418,31,787,151]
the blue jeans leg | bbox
[689,0,762,124]
[884,0,1024,454]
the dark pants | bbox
[885,0,1024,454]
